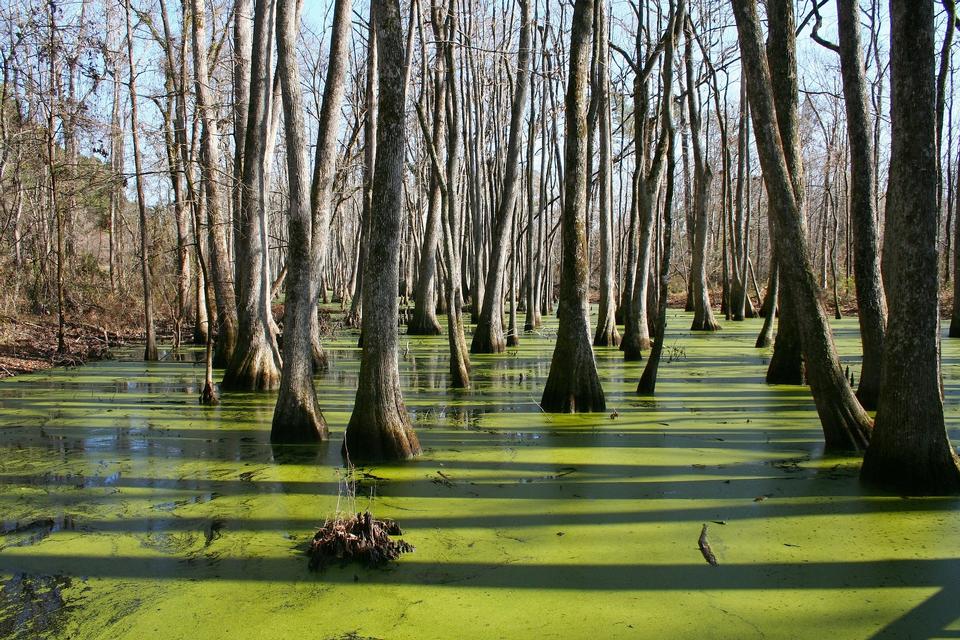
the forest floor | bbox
[0,284,952,380]
[0,312,142,378]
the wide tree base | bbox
[755,319,775,348]
[199,381,219,405]
[861,447,960,496]
[815,393,872,452]
[312,340,329,373]
[407,317,443,336]
[691,317,722,332]
[470,322,506,354]
[855,381,880,412]
[343,411,421,463]
[766,353,804,386]
[949,318,960,338]
[541,381,606,413]
[541,357,606,413]
[593,327,621,348]
[620,333,648,362]
[222,344,281,391]
[271,391,328,443]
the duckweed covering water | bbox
[0,311,958,639]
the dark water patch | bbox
[152,491,222,512]
[163,350,206,363]
[0,573,75,639]
[141,530,200,555]
[270,443,327,465]
[0,514,77,550]
[203,517,226,546]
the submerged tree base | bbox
[541,363,606,413]
[861,449,960,496]
[470,321,507,354]
[271,393,328,443]
[593,326,621,348]
[199,382,219,406]
[620,333,648,362]
[222,341,281,391]
[690,317,722,332]
[407,316,443,336]
[307,511,414,570]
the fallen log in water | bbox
[698,523,719,566]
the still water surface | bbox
[0,311,958,639]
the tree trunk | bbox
[307,0,353,372]
[123,0,158,361]
[731,91,751,321]
[861,0,960,494]
[108,58,121,292]
[348,6,377,329]
[619,167,644,359]
[441,0,470,387]
[233,0,252,284]
[621,9,676,360]
[733,0,871,452]
[408,17,445,337]
[685,25,719,333]
[223,0,282,391]
[471,0,532,354]
[188,130,219,404]
[344,0,421,462]
[764,3,804,385]
[524,47,542,334]
[271,0,350,443]
[638,0,682,393]
[592,0,619,347]
[507,210,520,347]
[756,262,778,349]
[836,0,887,410]
[541,0,605,413]
[189,0,239,368]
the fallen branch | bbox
[698,523,719,566]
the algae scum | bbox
[0,311,959,639]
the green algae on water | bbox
[0,311,958,639]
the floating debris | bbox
[308,511,414,570]
[698,523,719,566]
[431,471,455,487]
[517,467,577,484]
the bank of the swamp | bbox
[0,313,131,378]
[0,310,958,639]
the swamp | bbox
[0,312,958,638]
[2,0,960,636]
